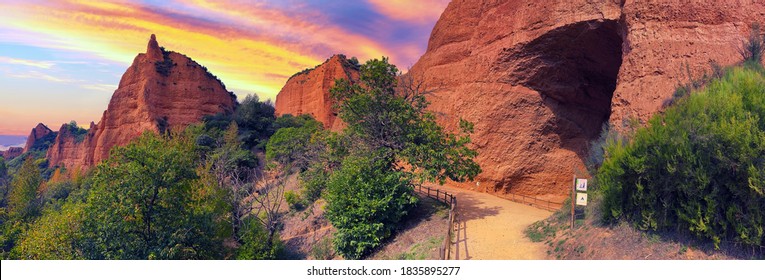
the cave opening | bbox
[509,19,624,159]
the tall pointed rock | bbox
[146,34,163,61]
[47,35,237,169]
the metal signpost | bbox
[571,177,587,230]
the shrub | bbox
[598,66,765,248]
[309,236,334,260]
[154,47,174,76]
[63,121,88,143]
[325,155,417,259]
[739,23,764,65]
[236,217,284,260]
[284,190,302,210]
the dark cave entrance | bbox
[506,19,624,158]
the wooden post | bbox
[571,175,576,230]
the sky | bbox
[0,0,449,136]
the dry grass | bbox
[368,196,449,260]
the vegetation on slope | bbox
[598,65,765,249]
[266,57,480,259]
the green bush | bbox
[236,217,284,260]
[154,47,174,76]
[325,155,417,259]
[598,66,765,248]
[309,236,334,260]
[284,190,302,210]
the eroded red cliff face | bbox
[274,54,360,131]
[47,34,237,169]
[407,0,765,201]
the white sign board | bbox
[576,192,588,206]
[575,178,588,192]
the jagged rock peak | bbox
[46,34,237,169]
[146,34,162,61]
[23,123,53,153]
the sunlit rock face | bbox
[47,34,237,169]
[407,0,765,200]
[275,54,360,131]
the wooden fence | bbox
[504,192,563,211]
[413,185,456,260]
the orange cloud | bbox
[367,0,450,23]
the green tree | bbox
[266,114,349,204]
[12,202,85,259]
[331,58,481,184]
[235,94,276,149]
[324,58,480,259]
[80,132,226,259]
[265,116,323,167]
[0,156,8,208]
[8,157,41,221]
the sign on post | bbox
[576,192,588,206]
[575,178,587,191]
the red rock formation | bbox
[23,123,53,153]
[47,34,237,169]
[408,0,765,201]
[274,54,359,130]
[1,147,23,160]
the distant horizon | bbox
[0,0,449,135]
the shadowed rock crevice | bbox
[501,19,624,158]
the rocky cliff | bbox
[47,34,237,169]
[407,0,765,200]
[23,123,53,154]
[274,54,360,130]
[1,147,23,160]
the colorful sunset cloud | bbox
[0,0,449,136]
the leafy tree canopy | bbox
[80,132,226,259]
[235,94,276,150]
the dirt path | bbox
[429,184,552,260]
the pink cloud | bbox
[367,0,450,23]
